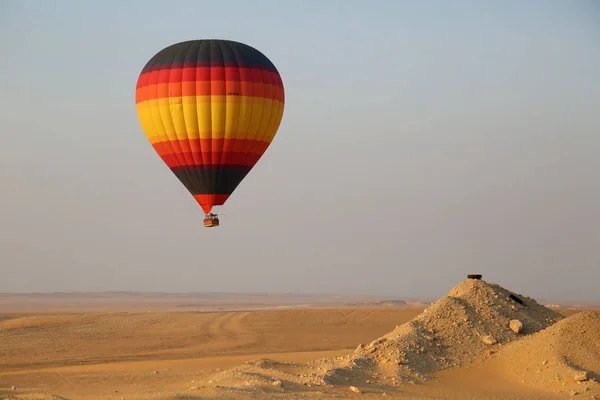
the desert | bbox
[1,278,598,400]
[3,3,598,400]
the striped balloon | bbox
[135,39,285,216]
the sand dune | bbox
[1,281,598,400]
[487,310,600,396]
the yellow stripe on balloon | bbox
[136,96,284,143]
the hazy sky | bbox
[1,0,598,302]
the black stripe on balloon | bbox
[142,40,278,74]
[171,165,252,195]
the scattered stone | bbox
[509,319,523,333]
[11,385,16,390]
[272,380,283,387]
[573,371,589,382]
[481,335,497,345]
[349,385,361,393]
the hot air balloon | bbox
[135,39,285,227]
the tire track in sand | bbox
[204,312,256,354]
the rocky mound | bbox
[490,310,600,398]
[316,278,564,385]
[192,278,568,397]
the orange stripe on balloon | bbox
[135,81,284,103]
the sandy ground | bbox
[1,285,598,400]
[0,292,426,317]
[0,308,420,399]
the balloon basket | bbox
[203,214,220,228]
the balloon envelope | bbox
[135,39,285,214]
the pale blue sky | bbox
[1,0,599,302]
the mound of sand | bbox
[490,310,600,398]
[317,278,564,384]
[193,278,569,396]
